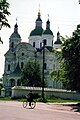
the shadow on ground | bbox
[64,103,80,112]
[72,103,80,112]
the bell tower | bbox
[9,20,21,51]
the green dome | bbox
[30,27,44,36]
[10,32,21,38]
[10,23,21,38]
[43,29,53,35]
[36,17,42,21]
[54,39,62,44]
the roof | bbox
[36,46,53,52]
[10,23,21,38]
[30,27,44,36]
[42,19,53,35]
[36,17,42,21]
[10,32,21,38]
[42,29,53,35]
[54,39,62,44]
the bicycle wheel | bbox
[23,101,28,108]
[30,101,36,109]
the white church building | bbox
[3,11,62,95]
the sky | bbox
[0,0,80,78]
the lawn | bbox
[0,97,80,103]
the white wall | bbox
[11,86,80,100]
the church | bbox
[3,11,62,94]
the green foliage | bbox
[0,96,80,103]
[61,26,80,92]
[36,97,48,103]
[0,97,11,100]
[0,0,10,43]
[0,0,10,29]
[51,25,80,92]
[21,60,43,87]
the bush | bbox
[33,93,41,99]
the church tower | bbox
[42,18,54,47]
[29,11,44,48]
[9,22,21,51]
[54,31,62,50]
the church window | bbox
[33,42,35,47]
[22,53,24,56]
[17,79,21,86]
[52,40,53,46]
[8,64,10,71]
[44,63,47,70]
[40,42,42,48]
[11,42,14,48]
[43,39,47,45]
[21,62,24,69]
[14,53,16,56]
[10,79,15,87]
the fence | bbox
[9,86,80,100]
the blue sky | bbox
[0,0,80,77]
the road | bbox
[0,101,80,120]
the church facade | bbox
[3,11,62,94]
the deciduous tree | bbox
[0,0,10,43]
[21,60,43,87]
[51,24,80,92]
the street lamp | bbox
[42,39,46,102]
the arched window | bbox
[22,53,24,56]
[10,79,15,87]
[21,62,24,69]
[52,40,53,46]
[8,64,10,71]
[43,39,47,45]
[33,42,35,47]
[11,42,14,48]
[17,79,21,86]
[40,42,42,48]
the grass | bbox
[0,97,80,103]
[47,99,80,103]
[0,97,11,101]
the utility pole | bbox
[42,39,46,102]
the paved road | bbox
[0,101,80,120]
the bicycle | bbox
[23,99,36,109]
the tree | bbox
[0,0,10,43]
[51,24,80,92]
[61,25,80,92]
[21,60,43,87]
